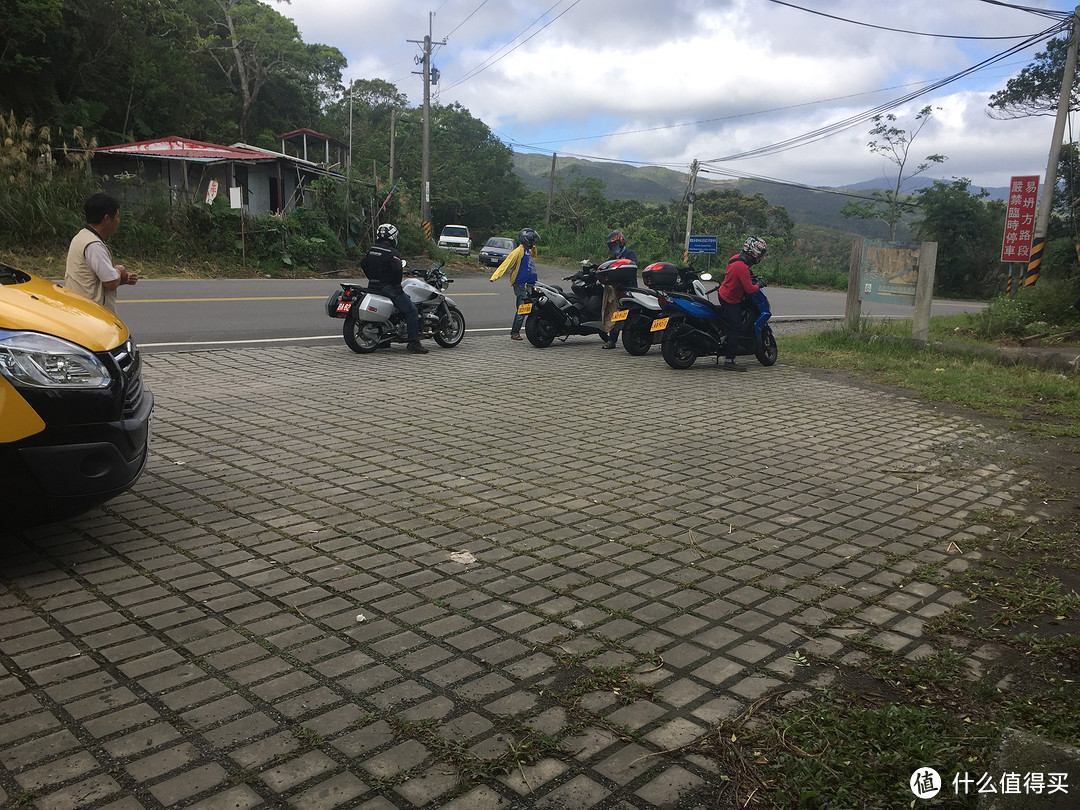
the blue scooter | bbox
[652,273,777,370]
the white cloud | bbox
[279,0,1076,189]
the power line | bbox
[766,0,1066,38]
[700,19,1069,165]
[442,0,585,91]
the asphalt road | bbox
[115,263,986,353]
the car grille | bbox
[109,338,146,418]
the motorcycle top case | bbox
[354,292,395,322]
[595,258,638,286]
[642,262,680,291]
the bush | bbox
[976,279,1080,338]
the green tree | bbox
[692,188,794,253]
[840,106,946,240]
[195,0,343,140]
[914,178,1006,296]
[988,36,1079,120]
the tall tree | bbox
[988,36,1079,120]
[195,0,342,140]
[914,178,1005,296]
[840,105,946,240]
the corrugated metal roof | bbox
[96,137,268,161]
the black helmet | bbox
[606,230,626,252]
[518,228,538,249]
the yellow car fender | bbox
[0,375,45,442]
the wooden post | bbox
[845,237,863,330]
[912,241,938,342]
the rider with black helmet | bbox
[489,227,540,340]
[361,223,428,354]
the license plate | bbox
[650,317,669,332]
[610,309,628,322]
[517,303,533,315]
[336,301,352,314]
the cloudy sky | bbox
[282,0,1075,190]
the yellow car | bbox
[1,263,153,528]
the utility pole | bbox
[389,110,396,186]
[1026,5,1080,287]
[409,13,445,244]
[545,153,557,226]
[683,160,699,264]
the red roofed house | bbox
[93,134,347,217]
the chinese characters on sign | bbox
[1000,175,1039,263]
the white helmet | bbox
[377,223,399,246]
[742,236,767,262]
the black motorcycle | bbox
[520,258,637,348]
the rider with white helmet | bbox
[717,236,767,371]
[361,223,428,354]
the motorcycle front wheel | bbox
[661,331,698,369]
[434,306,466,348]
[343,314,382,354]
[524,313,558,348]
[754,326,778,366]
[621,319,653,356]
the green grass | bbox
[781,327,1080,441]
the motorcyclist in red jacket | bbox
[717,236,767,371]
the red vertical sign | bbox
[1000,175,1039,263]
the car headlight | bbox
[0,330,111,388]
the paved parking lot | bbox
[0,333,1025,809]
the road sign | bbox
[1001,176,1038,263]
[687,235,717,254]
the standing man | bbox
[361,223,428,354]
[489,228,539,340]
[718,236,767,371]
[601,230,638,349]
[64,193,138,313]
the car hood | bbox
[1,273,129,352]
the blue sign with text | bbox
[687,235,718,254]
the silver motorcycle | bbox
[326,262,466,354]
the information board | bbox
[687,235,718,254]
[859,240,920,305]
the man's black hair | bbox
[84,193,120,225]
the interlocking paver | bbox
[0,336,1041,807]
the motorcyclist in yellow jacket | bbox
[489,227,539,340]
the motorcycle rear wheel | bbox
[621,321,653,356]
[434,306,466,348]
[343,314,382,354]
[755,326,778,366]
[661,333,698,369]
[524,313,558,348]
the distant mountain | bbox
[840,176,1010,200]
[512,152,1008,239]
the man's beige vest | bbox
[65,228,117,312]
